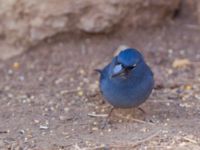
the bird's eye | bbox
[115,61,121,65]
[126,64,136,70]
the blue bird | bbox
[97,48,154,109]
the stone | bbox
[196,1,200,25]
[0,0,180,60]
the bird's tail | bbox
[94,69,102,74]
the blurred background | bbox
[0,0,198,60]
[0,0,200,149]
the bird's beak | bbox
[111,64,125,78]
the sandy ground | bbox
[0,8,200,150]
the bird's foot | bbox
[100,107,114,129]
[137,107,146,115]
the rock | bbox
[196,1,200,24]
[172,58,191,68]
[0,0,180,60]
[113,45,129,56]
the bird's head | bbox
[111,48,144,79]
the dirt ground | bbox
[0,7,200,150]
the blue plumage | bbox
[98,48,154,108]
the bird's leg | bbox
[107,107,114,118]
[137,107,148,122]
[137,107,146,115]
[101,107,114,129]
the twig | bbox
[60,89,79,95]
[0,131,8,134]
[149,100,178,103]
[110,130,161,148]
[74,144,85,150]
[82,130,161,150]
[74,144,106,150]
[182,136,198,144]
[185,24,200,30]
[84,145,108,150]
[87,113,108,118]
[130,118,152,124]
[115,113,154,125]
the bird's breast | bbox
[100,73,154,108]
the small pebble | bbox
[184,85,192,90]
[13,62,20,69]
[78,91,83,96]
[24,137,28,142]
[70,77,74,82]
[179,142,187,147]
[118,119,122,123]
[19,76,25,81]
[64,107,69,112]
[8,69,13,75]
[38,76,43,81]
[62,132,69,136]
[34,120,40,124]
[55,78,63,85]
[79,69,85,75]
[93,122,98,125]
[39,125,49,130]
[172,58,191,68]
[92,127,98,131]
[59,115,66,121]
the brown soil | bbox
[0,7,200,150]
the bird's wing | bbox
[100,64,110,81]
